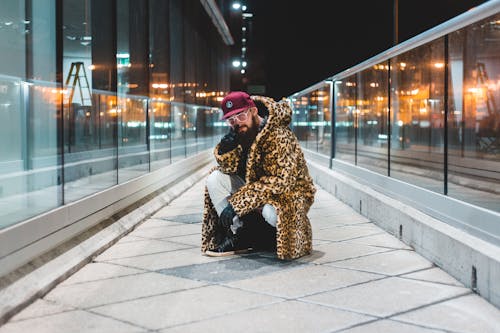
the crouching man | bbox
[201,91,316,260]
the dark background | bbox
[231,0,488,99]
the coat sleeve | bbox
[229,128,297,216]
[213,143,242,174]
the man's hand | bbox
[219,203,237,228]
[218,129,238,154]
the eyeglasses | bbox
[226,109,251,126]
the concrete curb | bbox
[0,162,212,325]
[307,160,500,309]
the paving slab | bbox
[91,285,281,330]
[0,310,146,333]
[392,294,500,333]
[161,300,375,333]
[300,276,470,317]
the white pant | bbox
[206,170,277,229]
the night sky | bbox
[241,0,488,100]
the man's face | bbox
[227,107,258,134]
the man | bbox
[201,91,316,260]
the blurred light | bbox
[116,53,130,59]
[232,60,241,67]
[242,61,247,67]
[240,69,246,74]
[434,62,444,69]
[232,2,241,10]
[242,5,247,11]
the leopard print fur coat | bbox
[201,95,316,260]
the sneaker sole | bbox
[204,248,252,257]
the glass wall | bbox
[357,63,389,175]
[290,83,331,156]
[0,0,61,226]
[447,13,500,211]
[149,99,172,171]
[290,8,500,218]
[390,38,446,193]
[0,0,231,228]
[63,0,119,202]
[334,75,357,165]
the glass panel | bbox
[63,0,118,202]
[171,103,186,163]
[289,84,340,162]
[291,95,311,148]
[317,86,332,157]
[356,63,389,175]
[335,75,357,165]
[117,0,149,183]
[0,0,60,227]
[194,106,219,152]
[207,106,227,152]
[196,108,220,150]
[150,100,171,171]
[117,97,149,182]
[390,39,445,193]
[185,105,198,156]
[448,14,500,213]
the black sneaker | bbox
[205,233,252,257]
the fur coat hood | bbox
[201,95,316,260]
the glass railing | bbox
[0,80,225,229]
[289,1,500,244]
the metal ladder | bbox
[65,61,92,106]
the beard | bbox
[235,116,259,150]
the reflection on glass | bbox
[63,0,118,202]
[335,75,357,165]
[185,106,198,157]
[0,0,231,231]
[356,64,389,175]
[390,39,446,194]
[290,85,331,155]
[150,100,171,171]
[171,104,186,163]
[117,97,149,183]
[0,0,61,226]
[447,14,500,212]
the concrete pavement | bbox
[0,177,499,333]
